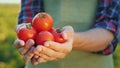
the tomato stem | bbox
[39,13,45,18]
[56,28,62,33]
[26,24,32,29]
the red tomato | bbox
[49,28,66,43]
[17,26,37,42]
[32,12,54,32]
[35,31,54,45]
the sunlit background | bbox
[0,0,20,4]
[0,1,120,68]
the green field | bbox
[0,4,24,68]
[0,4,120,68]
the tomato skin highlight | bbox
[32,12,54,32]
[35,31,54,45]
[17,28,37,42]
[49,28,66,43]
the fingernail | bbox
[20,41,24,46]
[29,39,35,45]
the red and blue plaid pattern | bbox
[18,0,120,55]
[93,0,120,55]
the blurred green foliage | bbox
[113,43,120,68]
[0,4,24,68]
[0,4,119,68]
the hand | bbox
[32,26,74,65]
[14,23,35,63]
[14,39,35,62]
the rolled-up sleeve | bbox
[93,0,120,55]
[18,0,44,24]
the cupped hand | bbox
[14,23,37,63]
[14,39,35,62]
[32,26,74,65]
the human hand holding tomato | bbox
[15,13,55,64]
[32,26,74,64]
[17,24,37,42]
[14,39,35,62]
[14,23,36,63]
[15,12,74,65]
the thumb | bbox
[62,26,74,40]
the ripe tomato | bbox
[35,31,54,45]
[32,12,54,32]
[17,25,37,42]
[49,28,66,43]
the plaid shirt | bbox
[18,0,120,55]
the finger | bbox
[37,58,47,63]
[25,39,35,49]
[45,41,72,53]
[34,47,57,61]
[44,41,62,52]
[36,45,62,59]
[33,45,42,56]
[62,26,74,39]
[34,55,39,59]
[20,39,35,55]
[36,52,50,60]
[31,58,38,65]
[36,46,67,60]
[62,26,73,32]
[33,46,50,60]
[18,47,26,55]
[61,32,67,40]
[23,47,35,63]
[14,39,25,48]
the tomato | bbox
[35,31,54,45]
[32,12,54,32]
[17,25,37,42]
[49,28,66,43]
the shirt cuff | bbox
[92,21,118,55]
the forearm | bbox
[73,28,114,52]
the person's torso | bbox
[26,0,114,68]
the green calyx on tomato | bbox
[39,13,45,18]
[17,24,37,42]
[49,28,66,43]
[26,23,32,29]
[32,12,54,32]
